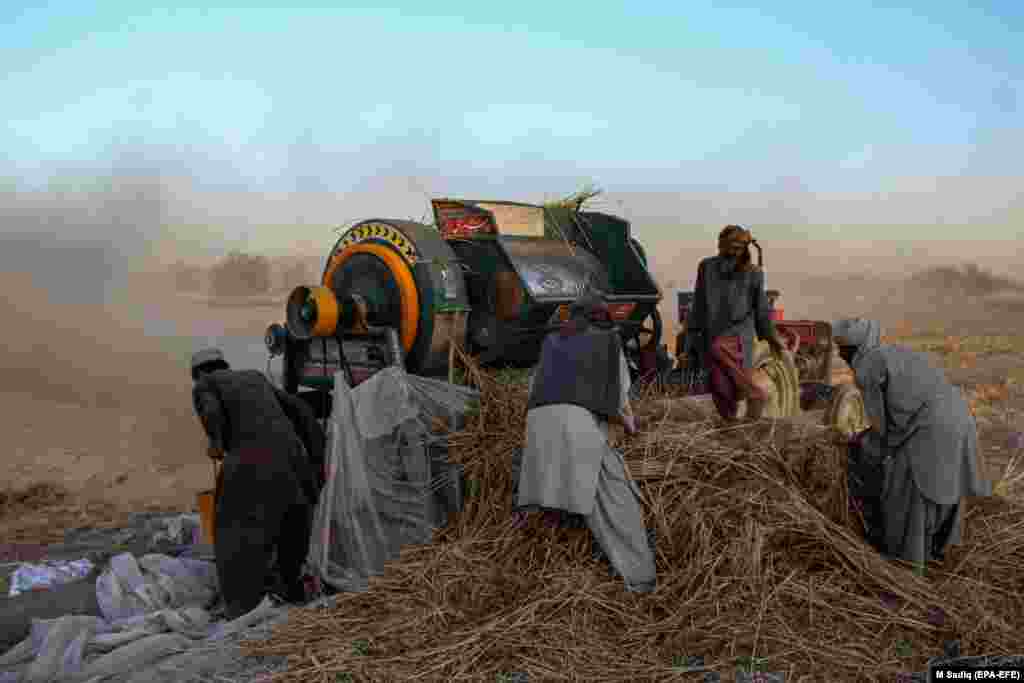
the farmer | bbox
[684,225,789,421]
[832,318,992,568]
[190,348,326,618]
[514,293,657,593]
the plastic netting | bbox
[307,367,479,592]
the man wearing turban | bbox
[684,225,787,420]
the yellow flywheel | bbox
[285,285,340,339]
[322,241,420,353]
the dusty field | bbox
[0,248,1021,682]
[0,270,275,540]
[1,261,1022,544]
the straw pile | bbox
[246,356,1024,682]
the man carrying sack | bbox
[190,349,325,618]
[684,225,789,421]
[514,294,657,593]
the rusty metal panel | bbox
[475,202,545,237]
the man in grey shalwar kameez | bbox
[833,318,992,569]
[514,295,657,593]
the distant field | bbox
[896,333,1024,355]
[175,291,292,308]
[898,333,1024,388]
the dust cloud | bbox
[1,160,1021,510]
[1,176,180,394]
[0,168,234,507]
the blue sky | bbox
[2,2,1022,198]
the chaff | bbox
[245,358,1024,682]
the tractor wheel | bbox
[623,308,663,375]
[630,308,663,349]
[749,340,801,418]
[824,383,870,436]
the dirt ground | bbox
[1,259,1022,544]
[0,270,274,543]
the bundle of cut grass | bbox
[246,354,1024,682]
[541,184,604,212]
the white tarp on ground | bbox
[0,553,283,683]
[1,370,477,681]
[307,368,478,592]
[7,561,95,598]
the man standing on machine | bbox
[190,349,326,618]
[683,225,789,421]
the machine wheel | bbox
[630,237,648,267]
[622,308,663,373]
[750,340,801,418]
[324,241,421,351]
[625,308,662,350]
[322,220,470,377]
[824,383,870,436]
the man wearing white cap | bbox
[190,348,325,618]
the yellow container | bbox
[197,490,217,545]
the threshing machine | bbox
[264,199,663,414]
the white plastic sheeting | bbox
[7,561,95,598]
[308,367,477,592]
[148,515,201,547]
[0,553,282,683]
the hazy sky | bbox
[2,2,1022,230]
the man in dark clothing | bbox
[684,225,788,421]
[190,349,325,619]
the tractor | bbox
[670,289,870,434]
[264,198,664,415]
